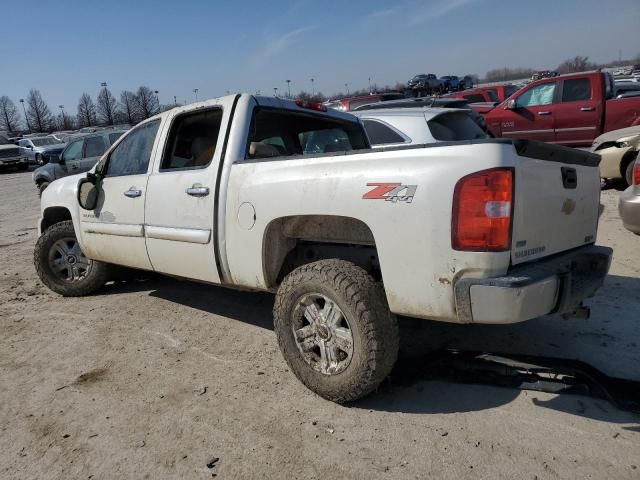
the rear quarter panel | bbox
[224,143,515,322]
[604,97,640,132]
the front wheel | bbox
[37,181,49,197]
[35,153,44,166]
[34,220,109,296]
[624,157,637,186]
[273,259,399,403]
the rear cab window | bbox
[245,108,368,159]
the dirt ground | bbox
[1,168,639,479]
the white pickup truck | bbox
[35,94,612,402]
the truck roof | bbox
[142,94,361,125]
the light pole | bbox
[345,83,350,96]
[193,88,199,101]
[273,87,278,97]
[174,95,177,106]
[19,99,31,133]
[368,77,372,94]
[154,90,160,112]
[310,78,315,97]
[58,105,65,129]
[286,79,291,98]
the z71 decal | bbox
[362,182,417,203]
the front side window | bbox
[562,78,591,102]
[463,94,485,103]
[516,83,556,107]
[108,132,123,145]
[161,108,222,170]
[105,120,160,177]
[63,139,83,162]
[84,136,106,158]
[246,109,368,159]
[31,138,58,147]
[362,119,406,145]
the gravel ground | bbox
[1,169,639,479]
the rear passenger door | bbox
[80,136,108,172]
[144,104,227,283]
[62,138,85,173]
[554,77,601,145]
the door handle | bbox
[580,107,595,112]
[124,188,142,198]
[186,186,210,197]
[537,111,551,115]
[71,165,78,169]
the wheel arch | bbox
[40,206,72,233]
[620,149,639,180]
[261,215,380,289]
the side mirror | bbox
[506,99,517,110]
[78,176,99,210]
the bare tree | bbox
[484,67,536,83]
[77,93,97,128]
[118,90,138,125]
[134,86,159,120]
[556,56,597,74]
[0,96,21,133]
[56,112,74,131]
[25,89,54,133]
[97,87,118,125]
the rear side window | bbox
[485,90,500,102]
[463,94,485,103]
[428,112,487,141]
[84,136,106,158]
[246,109,368,159]
[562,78,591,102]
[362,119,406,145]
[161,108,223,170]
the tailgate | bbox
[510,140,601,265]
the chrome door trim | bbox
[83,222,144,237]
[503,129,554,135]
[145,225,211,244]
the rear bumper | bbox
[454,245,612,324]
[619,186,640,234]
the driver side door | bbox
[79,120,161,270]
[62,138,85,174]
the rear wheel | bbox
[34,220,109,296]
[35,153,44,166]
[273,259,399,403]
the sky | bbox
[1,0,639,112]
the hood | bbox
[592,126,640,150]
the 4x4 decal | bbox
[363,182,417,203]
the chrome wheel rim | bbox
[292,294,354,375]
[48,237,92,282]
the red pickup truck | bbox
[485,72,640,146]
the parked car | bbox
[440,75,463,91]
[0,136,29,171]
[324,93,404,112]
[34,94,611,403]
[484,71,640,146]
[591,126,640,186]
[531,70,558,81]
[32,130,126,196]
[459,75,476,90]
[18,137,66,166]
[614,82,640,98]
[354,107,487,148]
[353,96,489,132]
[619,162,640,234]
[49,131,75,143]
[406,74,444,95]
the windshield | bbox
[31,137,59,146]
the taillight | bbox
[295,99,328,112]
[634,162,640,185]
[452,168,514,251]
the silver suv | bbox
[32,130,126,196]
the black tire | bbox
[34,220,109,296]
[273,259,399,403]
[37,181,49,197]
[36,153,44,166]
[624,157,637,186]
